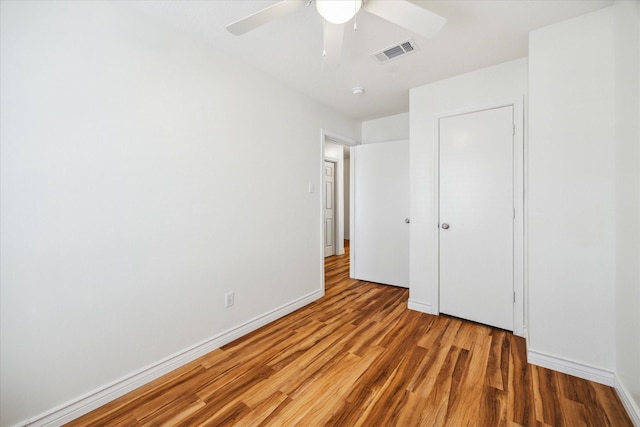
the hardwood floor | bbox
[67,242,632,426]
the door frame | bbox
[319,129,357,295]
[431,96,526,337]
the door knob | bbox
[441,223,450,229]
[405,218,410,224]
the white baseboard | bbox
[527,349,615,386]
[407,299,433,314]
[14,289,324,427]
[615,374,640,426]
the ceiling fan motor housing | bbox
[316,0,363,25]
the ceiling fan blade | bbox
[322,21,344,71]
[227,0,308,35]
[364,0,446,39]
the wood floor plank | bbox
[409,345,454,398]
[139,398,205,427]
[418,316,463,350]
[67,241,633,427]
[239,322,358,408]
[592,383,636,427]
[235,391,289,426]
[478,385,508,427]
[485,330,509,391]
[359,345,431,426]
[532,365,563,426]
[267,351,365,425]
[446,331,493,425]
[508,334,537,426]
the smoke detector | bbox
[352,87,364,95]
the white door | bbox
[324,160,336,257]
[439,106,514,330]
[352,140,409,288]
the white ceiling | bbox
[127,0,612,121]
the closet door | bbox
[439,106,514,330]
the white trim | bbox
[430,115,441,315]
[366,138,410,146]
[522,324,529,341]
[349,152,355,277]
[408,299,433,314]
[322,129,358,147]
[527,349,615,386]
[13,289,323,427]
[320,130,326,294]
[320,128,358,282]
[512,96,526,338]
[615,375,640,426]
[431,96,526,337]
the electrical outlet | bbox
[224,291,234,308]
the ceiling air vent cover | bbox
[372,39,419,64]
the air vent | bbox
[372,39,419,64]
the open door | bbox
[352,140,409,288]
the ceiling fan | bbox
[226,0,446,69]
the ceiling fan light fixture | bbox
[316,0,362,25]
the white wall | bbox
[324,140,346,254]
[361,112,409,144]
[613,0,640,417]
[408,5,637,419]
[528,7,617,377]
[0,2,358,426]
[409,58,527,313]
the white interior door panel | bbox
[352,140,409,288]
[439,106,514,330]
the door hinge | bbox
[513,208,516,220]
[513,292,516,303]
[513,123,516,136]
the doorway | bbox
[321,130,356,281]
